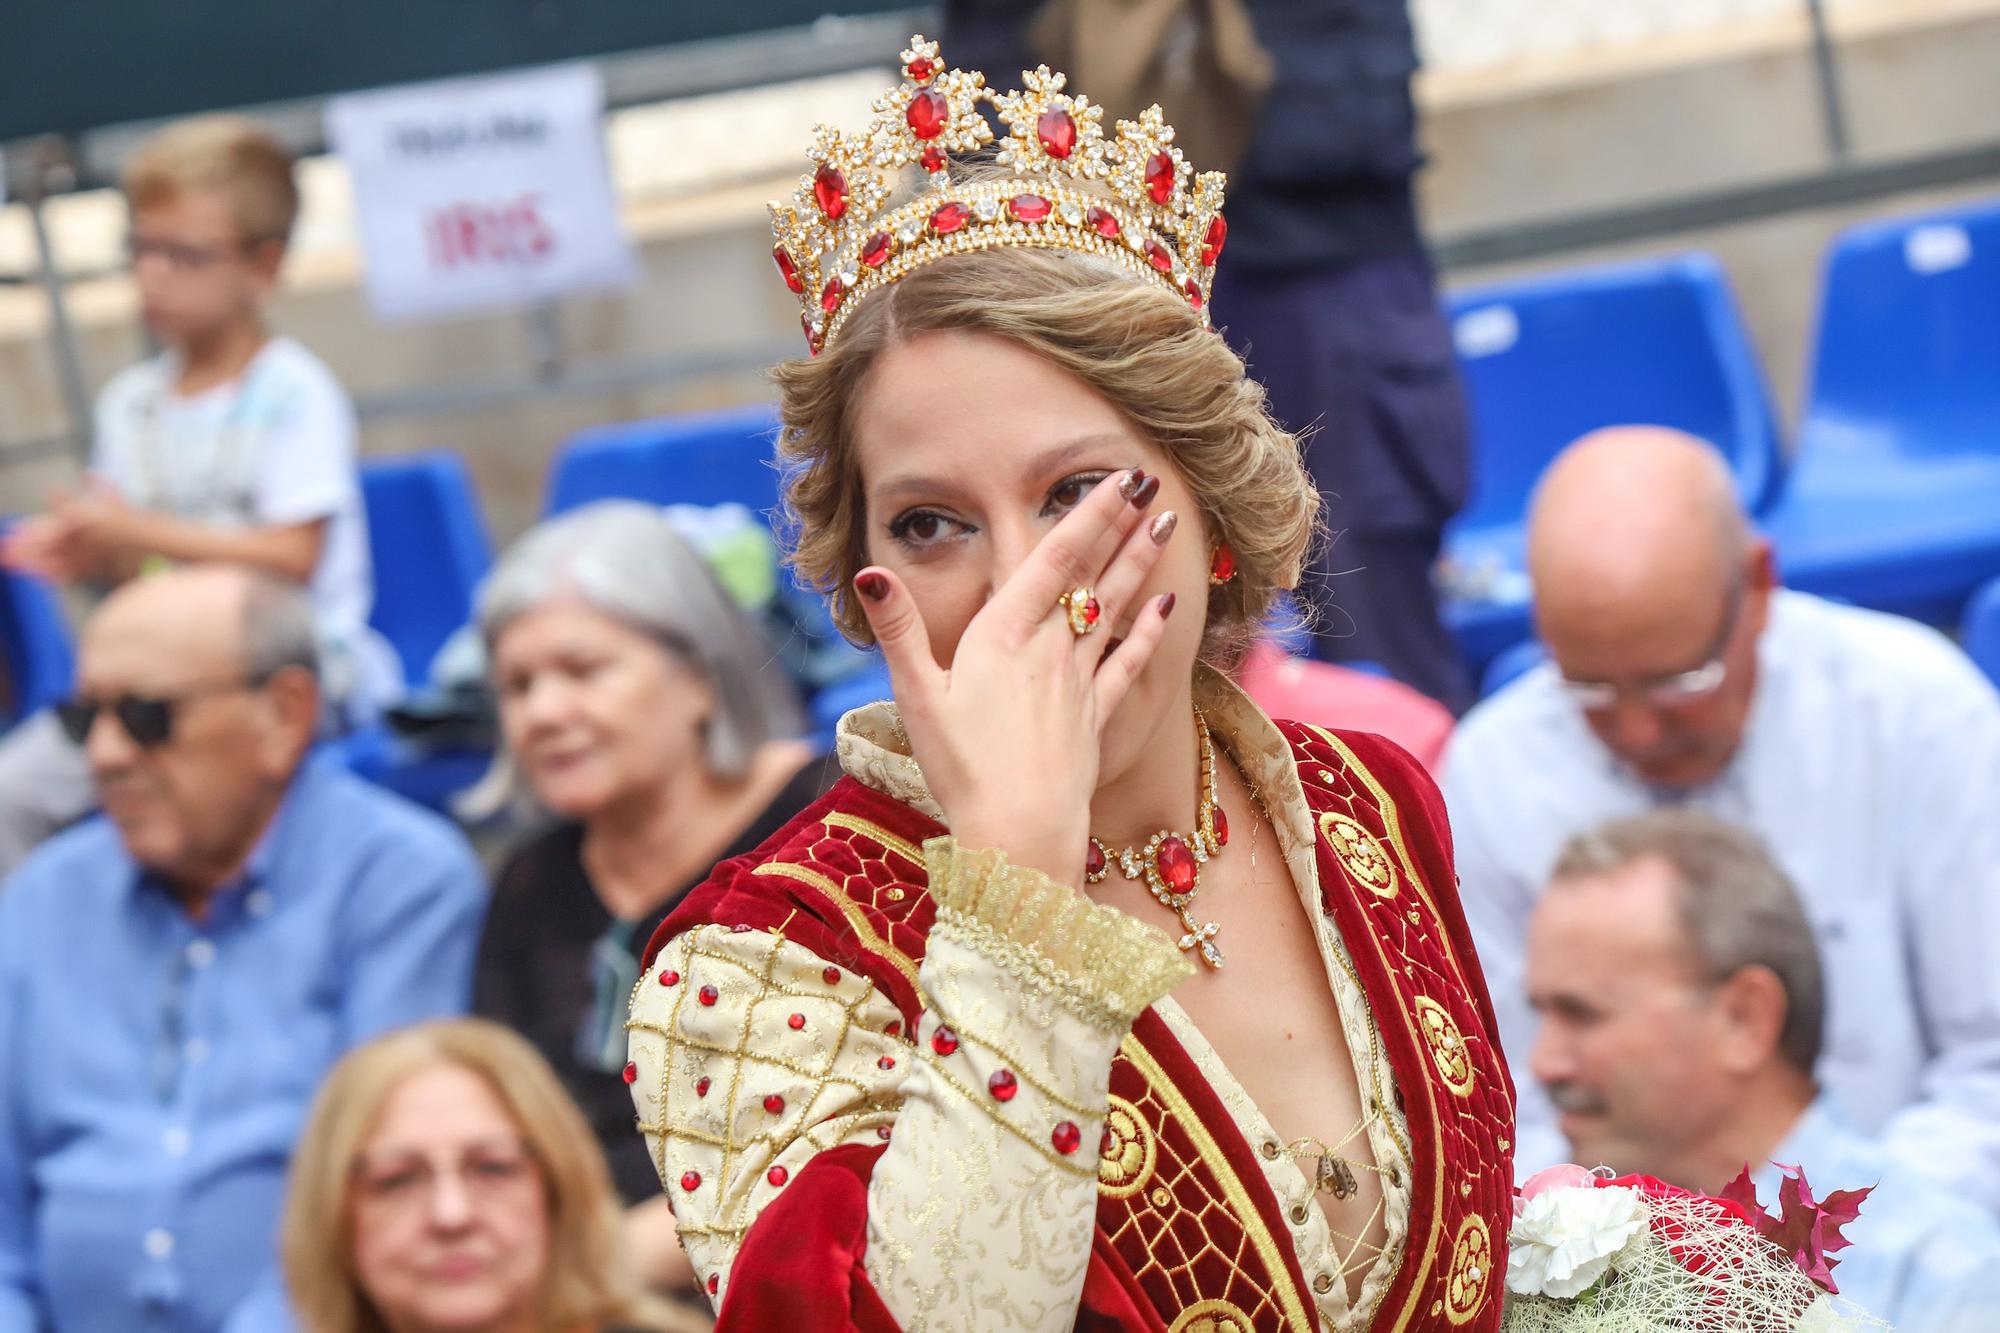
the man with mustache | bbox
[1527,810,2000,1330]
[1445,425,2000,1212]
[0,565,485,1332]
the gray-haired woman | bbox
[470,500,830,1296]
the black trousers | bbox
[1213,252,1474,714]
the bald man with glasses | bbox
[0,565,485,1332]
[1443,426,2000,1218]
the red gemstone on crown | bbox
[622,1061,638,1084]
[1085,206,1120,238]
[1037,107,1077,159]
[1202,214,1228,266]
[767,1165,790,1186]
[1157,836,1197,894]
[695,1076,711,1097]
[823,966,842,985]
[698,984,719,1006]
[1144,151,1175,205]
[930,201,971,234]
[764,1094,785,1114]
[771,247,804,295]
[680,1170,701,1191]
[988,1069,1019,1101]
[1185,278,1204,310]
[920,145,947,173]
[931,1025,959,1056]
[788,1013,806,1031]
[1213,805,1229,847]
[1009,193,1051,222]
[813,164,848,219]
[884,1020,903,1038]
[1051,1120,1081,1154]
[1085,839,1106,879]
[820,278,843,313]
[906,88,949,141]
[861,231,893,268]
[905,55,937,81]
[659,969,680,987]
[1143,239,1174,273]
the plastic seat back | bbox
[0,524,75,727]
[1800,198,2000,462]
[545,403,783,518]
[360,454,492,682]
[1446,252,1782,542]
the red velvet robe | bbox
[641,723,1515,1331]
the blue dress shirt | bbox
[1758,1098,2000,1331]
[0,758,488,1332]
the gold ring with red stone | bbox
[1058,586,1102,636]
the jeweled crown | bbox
[771,35,1228,354]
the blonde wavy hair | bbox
[773,247,1319,669]
[281,1019,678,1333]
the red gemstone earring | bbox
[1209,543,1238,586]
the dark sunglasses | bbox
[56,674,273,749]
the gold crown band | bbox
[771,35,1228,355]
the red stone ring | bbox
[1057,586,1102,637]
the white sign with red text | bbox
[329,63,635,322]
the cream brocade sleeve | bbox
[627,836,1192,1329]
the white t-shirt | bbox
[1443,591,2000,1212]
[91,337,400,717]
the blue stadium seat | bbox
[1765,199,2000,626]
[544,403,784,517]
[1960,574,2000,691]
[360,452,493,684]
[338,453,494,811]
[0,522,75,729]
[1441,253,1783,672]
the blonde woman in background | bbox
[282,1019,702,1333]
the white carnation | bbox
[1506,1184,1648,1300]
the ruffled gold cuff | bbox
[923,835,1193,1031]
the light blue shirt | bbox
[0,758,488,1332]
[1759,1099,2000,1331]
[1445,592,2000,1210]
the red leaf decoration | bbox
[1750,1163,1875,1295]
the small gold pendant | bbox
[1315,1154,1359,1200]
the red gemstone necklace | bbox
[1084,707,1229,969]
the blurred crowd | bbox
[5,4,1999,1332]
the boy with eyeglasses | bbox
[0,115,395,879]
[1444,425,2000,1221]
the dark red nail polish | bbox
[855,571,889,602]
[1158,592,1176,618]
[1119,468,1148,501]
[1130,474,1160,507]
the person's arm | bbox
[335,830,489,1045]
[1440,729,1564,1176]
[627,859,1188,1329]
[0,890,44,1331]
[81,500,326,584]
[1879,686,2000,1212]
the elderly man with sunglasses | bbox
[1443,425,2000,1218]
[0,566,485,1333]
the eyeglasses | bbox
[55,674,273,748]
[1556,578,1746,712]
[351,1142,541,1217]
[126,235,266,274]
